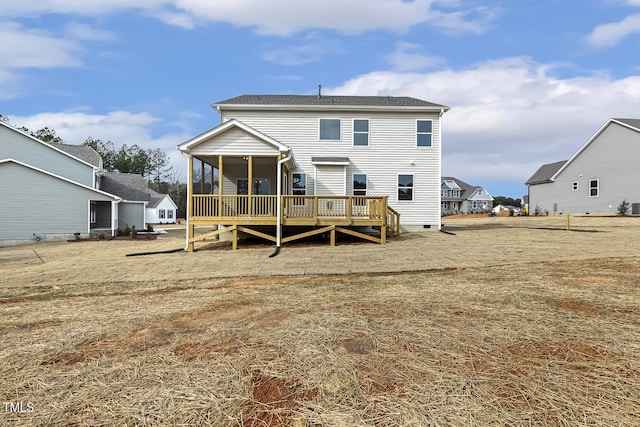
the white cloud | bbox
[262,34,345,66]
[384,42,445,71]
[329,57,640,186]
[9,110,192,178]
[0,22,83,69]
[65,21,116,41]
[585,13,640,48]
[0,0,496,36]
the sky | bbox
[2,0,640,199]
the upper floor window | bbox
[417,120,433,147]
[398,174,414,201]
[353,119,369,146]
[589,179,599,197]
[320,119,340,140]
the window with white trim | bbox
[319,119,340,140]
[353,119,369,146]
[353,173,367,206]
[159,209,166,219]
[292,173,306,195]
[398,174,414,201]
[572,181,578,191]
[417,120,433,147]
[589,179,599,197]
[168,210,174,219]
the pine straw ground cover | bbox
[1,216,639,426]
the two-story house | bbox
[178,94,449,251]
[526,118,640,215]
[441,177,494,215]
[0,121,177,244]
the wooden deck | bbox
[187,195,400,250]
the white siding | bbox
[189,127,281,156]
[221,110,442,228]
[314,165,346,195]
[529,122,640,214]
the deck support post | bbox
[232,227,238,250]
[330,227,336,246]
[186,155,194,252]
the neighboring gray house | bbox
[0,121,177,244]
[526,118,640,215]
[441,177,494,215]
[100,172,178,226]
[0,122,120,243]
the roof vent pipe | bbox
[318,84,321,99]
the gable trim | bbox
[0,121,98,170]
[550,118,640,181]
[177,118,290,153]
[0,158,120,200]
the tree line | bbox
[1,114,187,218]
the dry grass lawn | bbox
[1,215,639,426]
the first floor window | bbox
[320,119,340,140]
[417,120,433,147]
[572,181,578,190]
[292,173,307,195]
[168,210,174,219]
[589,179,599,197]
[292,172,307,206]
[353,173,367,196]
[398,174,414,201]
[353,173,367,206]
[159,209,166,219]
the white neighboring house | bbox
[178,94,449,250]
[526,118,640,215]
[146,190,178,224]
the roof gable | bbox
[0,121,97,169]
[178,119,290,154]
[0,159,118,200]
[534,117,640,183]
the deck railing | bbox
[192,195,277,218]
[191,195,390,222]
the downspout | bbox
[269,151,292,257]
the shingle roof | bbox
[50,143,102,167]
[525,160,567,185]
[311,156,350,164]
[214,95,448,109]
[100,172,151,201]
[441,176,480,201]
[147,189,166,208]
[613,118,640,130]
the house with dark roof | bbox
[526,118,640,215]
[0,122,120,243]
[0,121,178,244]
[178,93,449,250]
[101,172,177,225]
[441,177,494,215]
